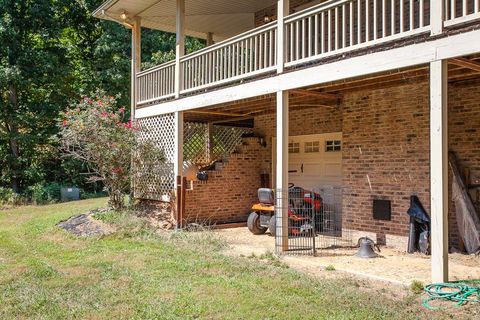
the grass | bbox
[0,199,478,319]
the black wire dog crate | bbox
[274,186,353,256]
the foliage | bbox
[0,0,204,198]
[58,93,164,209]
[28,182,61,205]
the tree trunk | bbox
[7,85,20,193]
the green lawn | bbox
[0,199,475,319]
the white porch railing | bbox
[135,0,480,106]
[136,61,175,105]
[285,0,430,67]
[444,0,480,26]
[180,22,277,94]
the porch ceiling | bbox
[93,0,277,41]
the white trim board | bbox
[136,29,480,119]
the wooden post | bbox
[430,0,444,35]
[206,123,213,162]
[131,17,141,121]
[175,0,185,98]
[275,90,289,252]
[206,32,214,46]
[174,111,184,229]
[277,0,289,74]
[430,60,448,283]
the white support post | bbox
[206,32,214,46]
[430,0,444,35]
[275,90,289,252]
[175,0,185,98]
[430,60,449,283]
[131,17,141,121]
[277,0,290,74]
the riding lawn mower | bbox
[247,184,323,236]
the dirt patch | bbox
[58,208,115,237]
[135,200,176,230]
[216,227,480,286]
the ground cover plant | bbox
[0,199,478,319]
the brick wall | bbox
[448,78,480,248]
[341,82,431,245]
[183,137,266,224]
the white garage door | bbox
[273,133,343,191]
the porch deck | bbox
[136,0,480,106]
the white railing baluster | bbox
[358,0,362,43]
[382,0,386,37]
[314,14,319,55]
[328,9,332,51]
[463,0,467,17]
[374,0,378,40]
[400,0,404,32]
[343,4,347,48]
[420,0,424,27]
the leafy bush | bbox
[28,182,61,205]
[0,188,27,206]
[0,187,15,205]
[59,92,164,210]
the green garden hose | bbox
[422,282,480,310]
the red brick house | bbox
[93,0,480,282]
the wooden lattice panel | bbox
[184,122,209,164]
[183,123,253,165]
[211,125,251,161]
[135,114,175,200]
[135,117,253,200]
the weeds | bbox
[410,280,425,295]
[325,265,336,271]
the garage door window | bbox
[326,140,341,152]
[305,141,320,153]
[289,142,300,153]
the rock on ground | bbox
[58,208,115,237]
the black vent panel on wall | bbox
[373,199,392,221]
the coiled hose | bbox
[423,282,480,310]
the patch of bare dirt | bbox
[58,208,115,237]
[135,200,176,230]
[215,227,480,286]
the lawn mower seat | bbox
[258,188,275,205]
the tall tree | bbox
[0,0,205,194]
[0,0,77,192]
